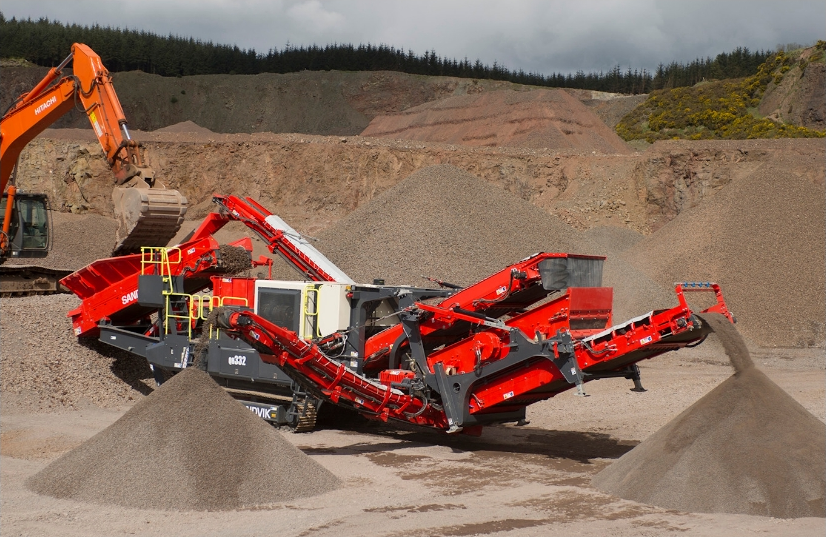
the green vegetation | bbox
[616,42,826,142]
[1,12,772,94]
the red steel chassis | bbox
[216,252,733,434]
[62,194,339,338]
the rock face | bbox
[16,133,820,237]
[361,89,632,154]
[759,46,826,131]
[592,315,826,518]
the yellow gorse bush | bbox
[616,45,826,142]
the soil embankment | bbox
[0,68,569,134]
[361,89,632,154]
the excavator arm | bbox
[1,43,186,256]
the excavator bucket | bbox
[112,185,187,255]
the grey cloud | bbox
[1,0,822,75]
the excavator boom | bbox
[0,43,186,257]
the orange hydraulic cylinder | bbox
[1,185,16,252]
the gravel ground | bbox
[26,368,341,510]
[0,294,153,411]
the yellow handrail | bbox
[205,295,249,338]
[159,285,250,341]
[303,285,321,338]
[141,246,182,294]
[164,292,199,338]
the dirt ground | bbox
[2,340,823,537]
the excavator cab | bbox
[0,192,50,258]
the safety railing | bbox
[206,294,250,339]
[303,286,321,338]
[164,292,207,338]
[162,291,248,339]
[141,247,182,294]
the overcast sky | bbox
[2,1,823,74]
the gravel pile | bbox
[623,160,825,347]
[0,294,153,410]
[592,314,826,518]
[316,164,673,321]
[153,120,215,134]
[217,244,253,274]
[0,240,251,411]
[26,367,341,510]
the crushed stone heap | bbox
[592,314,826,518]
[315,164,673,321]
[623,161,826,348]
[26,368,341,511]
[3,212,118,272]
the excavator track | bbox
[293,397,319,433]
[0,265,72,297]
[112,185,187,255]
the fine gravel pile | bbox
[0,294,153,410]
[623,159,826,348]
[316,164,674,321]
[592,314,826,518]
[217,244,253,274]
[26,367,341,510]
[153,120,215,134]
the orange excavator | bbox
[1,43,186,292]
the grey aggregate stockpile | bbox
[0,294,152,410]
[592,314,826,518]
[27,368,341,511]
[624,160,826,347]
[317,164,674,321]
